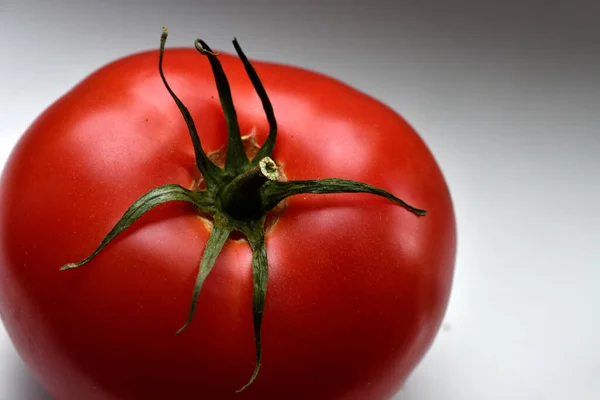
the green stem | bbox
[220,157,279,220]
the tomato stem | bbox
[220,157,279,220]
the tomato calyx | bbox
[59,27,427,392]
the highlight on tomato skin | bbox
[0,27,456,400]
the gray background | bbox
[1,0,599,399]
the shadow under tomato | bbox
[6,357,53,400]
[390,363,451,400]
[392,385,421,400]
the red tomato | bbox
[0,31,456,400]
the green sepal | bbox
[237,218,269,392]
[231,38,278,166]
[176,221,231,335]
[160,28,223,188]
[194,39,249,174]
[260,178,427,216]
[60,184,215,271]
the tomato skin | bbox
[0,47,456,400]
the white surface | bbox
[1,1,599,399]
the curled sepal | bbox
[237,218,269,392]
[60,184,214,271]
[194,39,249,174]
[261,178,427,216]
[175,221,231,335]
[160,28,223,187]
[231,38,278,166]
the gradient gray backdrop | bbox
[1,0,599,399]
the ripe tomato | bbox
[0,29,456,400]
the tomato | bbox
[0,28,456,400]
